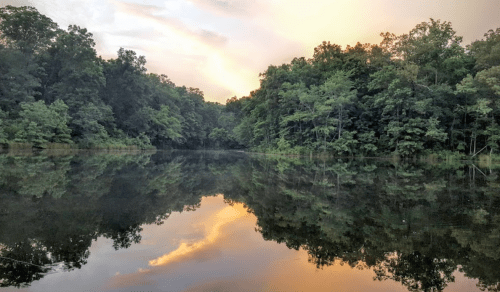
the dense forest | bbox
[1,6,500,157]
[227,19,500,157]
[0,6,241,150]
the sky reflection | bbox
[0,193,482,292]
[100,195,411,292]
[148,198,248,267]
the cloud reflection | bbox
[149,202,247,266]
[103,195,252,290]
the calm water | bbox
[0,151,499,291]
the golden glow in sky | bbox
[1,0,499,103]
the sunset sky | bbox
[1,0,499,103]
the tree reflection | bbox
[0,240,52,288]
[374,251,456,292]
[0,151,499,291]
[224,156,500,291]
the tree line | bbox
[2,6,500,156]
[0,6,241,149]
[227,19,500,157]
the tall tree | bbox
[468,28,500,72]
[0,6,60,55]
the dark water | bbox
[0,151,499,291]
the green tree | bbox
[208,127,230,148]
[0,46,39,114]
[319,71,357,152]
[71,102,113,147]
[14,100,71,147]
[100,48,150,136]
[0,6,60,118]
[0,109,7,144]
[381,18,471,86]
[468,28,500,72]
[129,105,182,146]
[41,25,105,110]
[0,6,60,55]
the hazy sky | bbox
[1,0,499,103]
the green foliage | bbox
[0,5,60,54]
[208,127,230,148]
[381,18,470,85]
[234,19,500,158]
[150,105,183,142]
[425,117,448,142]
[0,7,243,150]
[14,100,72,148]
[0,110,7,144]
[1,8,500,156]
[0,46,39,112]
[42,25,105,109]
[476,65,500,96]
[71,102,112,148]
[468,28,500,71]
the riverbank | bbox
[244,147,500,165]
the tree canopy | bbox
[230,19,500,157]
[0,6,241,150]
[1,6,500,156]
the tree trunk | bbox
[470,135,473,155]
[338,105,342,139]
[474,134,477,156]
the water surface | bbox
[0,151,499,291]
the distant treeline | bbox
[0,6,241,150]
[226,19,500,157]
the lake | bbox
[0,150,499,291]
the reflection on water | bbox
[148,196,248,267]
[94,195,414,292]
[103,196,258,291]
[0,151,499,291]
